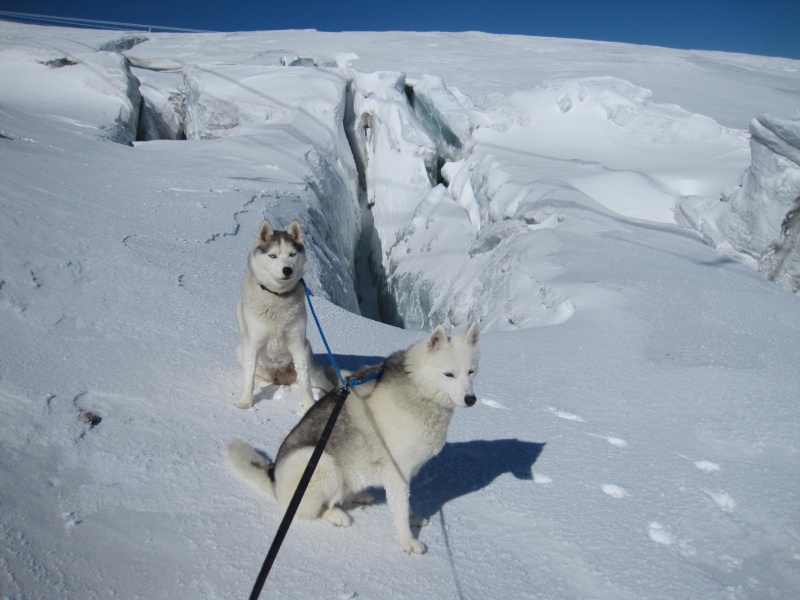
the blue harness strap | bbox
[301,279,381,388]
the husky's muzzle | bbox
[464,394,477,407]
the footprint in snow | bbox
[676,453,721,473]
[602,484,628,499]
[694,460,721,473]
[648,522,676,545]
[547,406,585,422]
[700,488,737,513]
[587,432,628,447]
[480,398,509,410]
[62,511,82,530]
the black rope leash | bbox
[249,385,351,600]
[248,280,381,599]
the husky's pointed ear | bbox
[287,220,304,244]
[465,322,480,346]
[257,220,274,246]
[427,325,448,352]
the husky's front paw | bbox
[323,507,352,527]
[237,396,254,410]
[400,538,427,555]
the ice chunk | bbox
[679,114,800,292]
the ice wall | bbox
[0,45,141,144]
[678,114,800,292]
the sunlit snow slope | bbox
[1,22,800,600]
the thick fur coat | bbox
[236,219,333,411]
[229,323,480,554]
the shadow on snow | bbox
[411,439,546,520]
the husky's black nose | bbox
[282,267,293,278]
[464,394,477,407]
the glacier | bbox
[4,29,795,331]
[2,23,800,600]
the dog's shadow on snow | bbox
[409,439,546,520]
[265,352,546,519]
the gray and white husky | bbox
[236,219,334,411]
[228,323,480,554]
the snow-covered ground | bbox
[1,22,799,599]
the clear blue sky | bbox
[1,0,798,59]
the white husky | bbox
[236,219,334,411]
[228,323,480,554]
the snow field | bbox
[1,21,800,600]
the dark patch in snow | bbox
[28,270,41,288]
[78,411,102,428]
[39,57,78,68]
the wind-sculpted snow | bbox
[679,114,800,292]
[355,75,751,330]
[540,76,731,145]
[0,30,775,331]
[183,64,351,140]
[344,70,579,330]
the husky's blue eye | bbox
[289,252,296,257]
[444,372,454,378]
[268,254,277,259]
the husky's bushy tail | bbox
[227,439,276,497]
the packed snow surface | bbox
[1,22,800,600]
